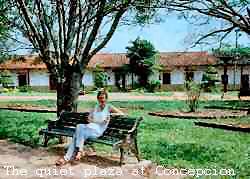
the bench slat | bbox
[59,112,89,122]
[40,128,74,137]
[40,129,121,145]
[41,128,127,140]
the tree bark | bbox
[131,73,134,89]
[56,67,83,116]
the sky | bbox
[101,15,250,53]
[11,14,250,55]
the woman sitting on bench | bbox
[56,89,124,166]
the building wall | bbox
[11,72,18,86]
[106,69,115,85]
[194,71,204,82]
[30,70,49,86]
[171,69,185,84]
[217,66,246,85]
[242,66,250,75]
[161,67,205,85]
[1,65,250,91]
[82,69,116,87]
[149,72,159,82]
[82,70,94,86]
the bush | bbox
[185,80,201,112]
[202,66,220,92]
[18,85,32,93]
[93,65,108,88]
[132,87,145,93]
[0,70,14,88]
[147,79,161,92]
[0,87,10,93]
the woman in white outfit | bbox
[55,90,124,166]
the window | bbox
[185,71,194,81]
[163,72,171,84]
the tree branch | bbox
[190,25,235,48]
[65,0,78,52]
[16,0,44,51]
[40,2,58,57]
[35,0,49,48]
[90,9,126,57]
[80,0,106,62]
[56,0,64,59]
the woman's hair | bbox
[97,89,108,99]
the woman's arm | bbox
[109,105,125,116]
[87,109,94,122]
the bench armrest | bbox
[127,117,143,134]
[45,119,60,130]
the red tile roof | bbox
[159,52,217,67]
[0,52,218,70]
[0,55,47,70]
[87,53,129,68]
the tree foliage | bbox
[126,37,158,88]
[93,65,108,89]
[202,66,220,92]
[0,0,11,60]
[0,70,14,88]
[213,46,250,58]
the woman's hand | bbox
[87,110,94,123]
[87,117,93,123]
[109,105,125,116]
[103,117,110,124]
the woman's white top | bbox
[87,104,111,136]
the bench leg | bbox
[130,138,140,162]
[119,148,125,166]
[43,134,49,147]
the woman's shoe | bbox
[55,158,67,166]
[74,151,83,161]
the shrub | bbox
[93,65,108,88]
[202,66,220,92]
[18,85,32,93]
[147,79,161,92]
[0,87,10,93]
[185,80,202,112]
[0,70,14,88]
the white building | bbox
[0,52,249,92]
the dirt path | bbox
[0,140,183,179]
[0,92,249,101]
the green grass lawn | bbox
[0,99,249,177]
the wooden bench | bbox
[39,111,143,165]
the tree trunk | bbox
[56,69,83,116]
[139,77,148,88]
[223,64,228,94]
[131,73,134,89]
